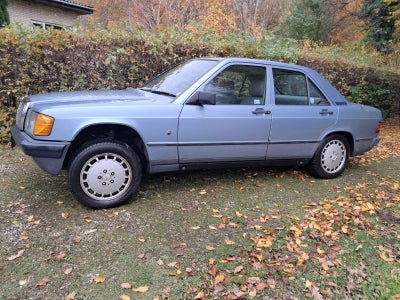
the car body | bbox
[11,57,382,208]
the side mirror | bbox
[186,91,216,106]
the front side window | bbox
[202,65,266,105]
[273,68,330,106]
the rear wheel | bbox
[68,141,142,209]
[308,135,349,179]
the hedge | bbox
[1,27,399,144]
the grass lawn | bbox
[0,118,399,300]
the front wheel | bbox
[308,135,350,179]
[68,141,142,209]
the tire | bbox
[68,140,142,209]
[308,135,349,179]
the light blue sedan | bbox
[11,58,382,208]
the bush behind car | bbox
[1,27,399,144]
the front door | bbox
[178,64,272,163]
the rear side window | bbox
[273,68,330,106]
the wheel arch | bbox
[64,123,149,172]
[324,131,354,155]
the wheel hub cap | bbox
[321,140,346,173]
[80,153,132,201]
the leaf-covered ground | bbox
[0,118,399,300]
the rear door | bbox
[267,67,338,159]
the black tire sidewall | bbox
[309,135,350,179]
[68,141,142,209]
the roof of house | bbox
[33,0,94,15]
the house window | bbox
[32,21,64,30]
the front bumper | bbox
[11,125,70,175]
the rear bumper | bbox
[353,136,380,156]
[11,125,70,175]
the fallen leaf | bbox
[83,229,97,235]
[64,267,73,275]
[256,236,274,248]
[7,249,24,261]
[62,212,70,219]
[53,252,66,261]
[132,286,149,293]
[94,276,105,284]
[83,215,92,223]
[65,291,76,300]
[305,280,312,288]
[247,277,261,284]
[121,282,132,289]
[36,277,51,286]
[234,265,244,274]
[193,291,205,300]
[225,239,235,245]
[19,280,28,286]
[206,245,215,251]
[214,273,226,285]
[199,190,207,195]
[120,295,130,300]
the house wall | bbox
[8,0,81,27]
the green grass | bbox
[0,143,399,299]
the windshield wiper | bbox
[140,88,176,97]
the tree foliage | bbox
[360,0,397,53]
[0,0,10,28]
[275,0,333,42]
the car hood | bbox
[28,88,170,107]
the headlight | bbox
[25,111,55,136]
[16,96,30,130]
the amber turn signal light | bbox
[33,113,54,136]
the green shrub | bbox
[347,83,392,118]
[0,26,399,144]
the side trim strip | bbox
[147,140,319,147]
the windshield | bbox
[141,59,219,97]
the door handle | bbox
[252,108,271,115]
[320,109,333,115]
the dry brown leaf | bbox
[132,286,149,293]
[7,249,24,261]
[64,291,76,300]
[36,277,51,286]
[120,295,130,300]
[121,282,132,289]
[214,273,226,285]
[256,236,274,248]
[234,265,244,274]
[94,275,105,284]
[53,252,66,261]
[193,291,205,300]
[61,212,70,219]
